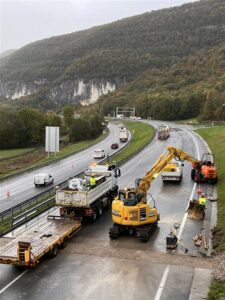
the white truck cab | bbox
[34,173,54,187]
[93,149,105,159]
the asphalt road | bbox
[0,121,214,300]
[0,124,127,211]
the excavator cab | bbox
[118,189,138,206]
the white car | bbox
[93,149,105,159]
[34,173,54,187]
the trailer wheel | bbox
[49,245,58,258]
[91,209,97,222]
[98,204,103,217]
[59,239,67,249]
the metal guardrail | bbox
[12,197,55,227]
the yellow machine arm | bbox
[136,146,200,196]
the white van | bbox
[34,173,54,187]
[93,149,105,159]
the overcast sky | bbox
[0,0,198,53]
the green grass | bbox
[176,118,200,125]
[196,125,225,251]
[208,281,225,300]
[0,131,108,178]
[109,120,154,165]
[0,148,35,161]
[196,126,225,299]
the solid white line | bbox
[177,182,196,240]
[154,265,170,300]
[0,269,28,295]
[177,129,201,240]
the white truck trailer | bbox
[119,129,128,142]
[161,160,183,182]
[56,164,121,222]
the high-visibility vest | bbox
[198,197,206,206]
[90,177,96,186]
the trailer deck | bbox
[0,212,81,267]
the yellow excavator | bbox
[109,146,217,242]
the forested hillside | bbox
[1,0,225,121]
[1,0,225,83]
[98,44,225,121]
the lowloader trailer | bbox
[0,211,81,267]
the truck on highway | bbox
[161,160,183,182]
[56,164,121,222]
[119,129,128,142]
[157,125,170,140]
[0,212,81,267]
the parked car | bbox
[111,143,119,149]
[34,173,54,187]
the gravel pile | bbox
[213,252,225,282]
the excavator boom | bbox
[136,146,201,196]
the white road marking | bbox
[0,269,28,295]
[177,130,201,241]
[154,265,170,300]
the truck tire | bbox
[98,203,103,217]
[48,245,58,258]
[212,178,218,184]
[59,239,67,249]
[91,209,98,223]
[191,169,196,180]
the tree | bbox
[63,106,74,128]
[0,108,18,149]
[69,118,91,142]
[16,108,46,146]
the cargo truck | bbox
[157,126,170,140]
[0,212,81,267]
[119,129,128,142]
[161,160,183,182]
[56,164,121,222]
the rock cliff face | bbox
[0,78,122,104]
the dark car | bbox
[111,143,119,149]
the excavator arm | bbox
[136,146,201,196]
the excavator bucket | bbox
[187,200,205,220]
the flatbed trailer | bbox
[0,210,81,267]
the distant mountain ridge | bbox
[0,49,17,60]
[0,0,225,105]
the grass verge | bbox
[195,125,225,299]
[0,131,108,179]
[0,148,36,161]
